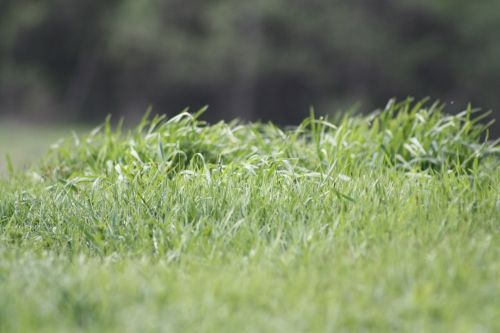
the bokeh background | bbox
[1,0,499,133]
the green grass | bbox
[1,99,499,332]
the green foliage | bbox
[2,0,500,125]
[0,100,499,331]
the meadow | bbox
[0,100,499,332]
[0,121,85,175]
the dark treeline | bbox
[0,0,499,133]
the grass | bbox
[0,120,85,174]
[0,99,499,332]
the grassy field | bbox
[0,121,85,174]
[0,100,499,332]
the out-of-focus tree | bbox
[0,0,499,132]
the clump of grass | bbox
[0,99,498,332]
[39,99,497,183]
[366,99,498,171]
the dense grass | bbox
[0,99,499,332]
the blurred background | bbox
[0,0,499,167]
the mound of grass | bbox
[0,99,499,332]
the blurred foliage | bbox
[0,0,499,127]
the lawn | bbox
[0,121,84,174]
[0,100,499,332]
